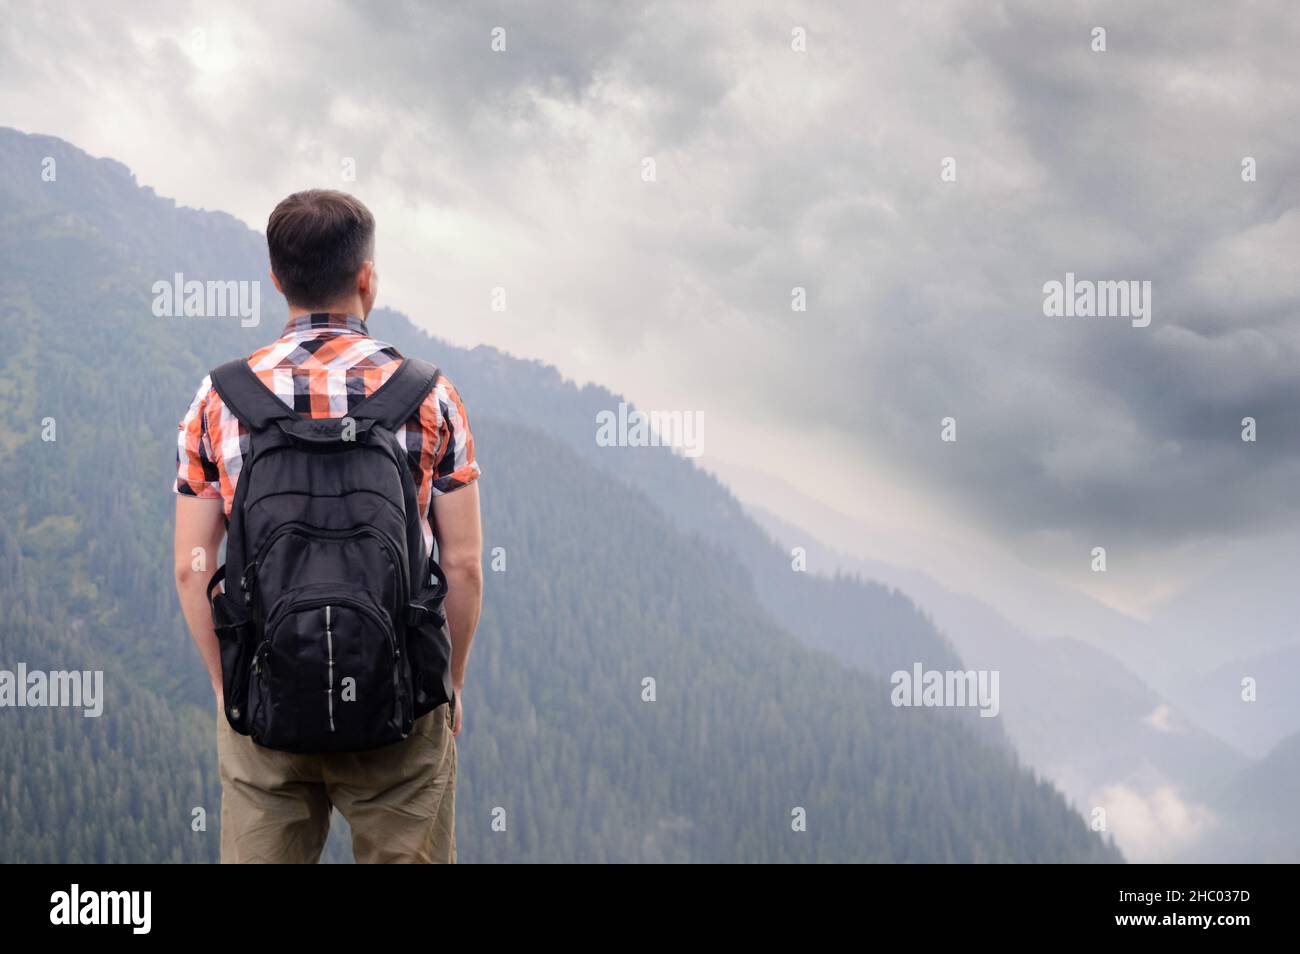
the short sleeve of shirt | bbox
[429,374,480,495]
[175,375,222,499]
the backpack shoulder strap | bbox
[350,358,441,431]
[209,359,299,429]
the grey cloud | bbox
[2,0,1297,570]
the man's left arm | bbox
[174,379,229,709]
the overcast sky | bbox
[3,0,1298,617]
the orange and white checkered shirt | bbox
[176,312,480,554]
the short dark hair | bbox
[266,190,375,308]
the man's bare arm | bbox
[174,495,227,707]
[432,482,483,736]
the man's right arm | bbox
[175,495,228,708]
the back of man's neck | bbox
[288,302,368,322]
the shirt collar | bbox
[280,312,370,338]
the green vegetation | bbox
[0,127,1121,862]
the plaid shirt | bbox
[175,312,480,554]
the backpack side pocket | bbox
[406,559,453,720]
[210,567,254,735]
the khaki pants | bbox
[217,703,456,864]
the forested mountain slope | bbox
[0,127,1119,862]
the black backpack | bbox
[205,356,454,753]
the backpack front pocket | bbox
[250,585,411,752]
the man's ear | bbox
[357,260,376,299]
[269,268,284,295]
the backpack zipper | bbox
[325,605,335,733]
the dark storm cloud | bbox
[719,0,1300,551]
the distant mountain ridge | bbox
[741,493,1298,863]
